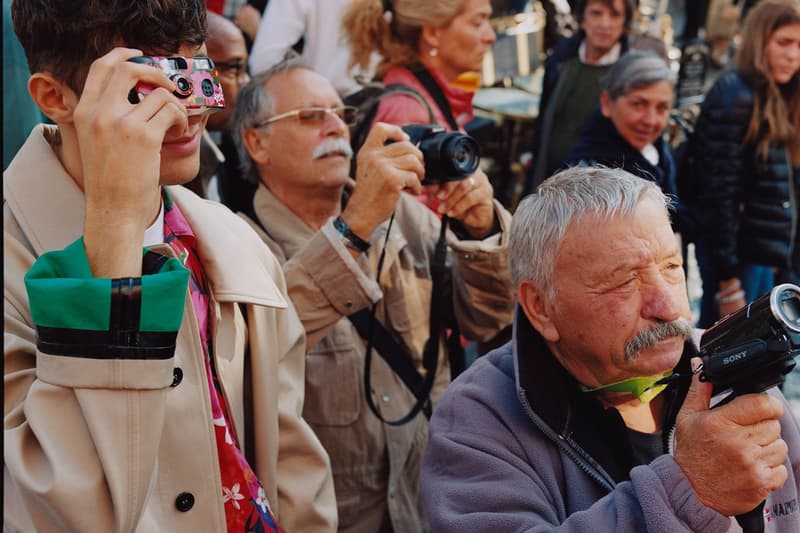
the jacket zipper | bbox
[786,150,797,272]
[517,388,616,493]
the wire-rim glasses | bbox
[253,106,358,128]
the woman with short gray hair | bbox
[563,50,687,234]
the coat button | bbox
[175,492,195,512]
[171,367,183,387]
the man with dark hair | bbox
[187,10,259,211]
[230,58,515,532]
[525,0,634,194]
[4,1,336,531]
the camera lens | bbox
[440,134,480,177]
[201,79,215,97]
[171,74,193,98]
[772,284,800,332]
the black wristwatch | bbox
[333,216,370,253]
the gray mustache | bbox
[625,317,694,361]
[312,138,353,160]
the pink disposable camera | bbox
[128,56,225,116]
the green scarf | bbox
[580,370,673,403]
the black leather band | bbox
[35,326,178,359]
[333,216,370,253]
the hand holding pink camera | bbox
[128,55,225,116]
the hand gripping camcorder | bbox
[127,55,225,116]
[697,285,800,533]
[698,283,800,397]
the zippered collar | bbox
[511,305,694,490]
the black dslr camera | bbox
[401,124,480,185]
[698,283,800,396]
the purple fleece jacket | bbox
[421,312,800,532]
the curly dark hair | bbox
[11,0,207,93]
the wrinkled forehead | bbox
[556,201,673,274]
[266,68,343,110]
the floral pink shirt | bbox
[163,191,283,533]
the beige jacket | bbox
[3,126,336,532]
[246,183,515,532]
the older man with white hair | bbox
[421,166,800,532]
[230,56,515,533]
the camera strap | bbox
[360,213,451,425]
[347,309,431,417]
[411,67,460,131]
[410,67,468,379]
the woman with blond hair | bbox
[343,0,498,213]
[683,0,800,327]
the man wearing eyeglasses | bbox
[230,57,515,533]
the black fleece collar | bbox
[513,306,694,486]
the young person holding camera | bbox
[230,57,515,533]
[4,2,336,531]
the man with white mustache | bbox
[421,166,800,532]
[230,57,515,533]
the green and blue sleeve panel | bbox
[25,238,189,362]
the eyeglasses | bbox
[214,59,248,79]
[253,106,358,128]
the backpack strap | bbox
[346,82,437,154]
[409,67,459,131]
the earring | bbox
[428,48,438,57]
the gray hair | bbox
[509,166,672,295]
[230,54,312,184]
[603,50,675,100]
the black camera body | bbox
[698,283,800,396]
[401,124,480,185]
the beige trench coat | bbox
[246,183,515,532]
[3,126,336,532]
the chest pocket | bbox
[378,234,432,359]
[302,321,362,426]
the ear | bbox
[28,72,79,124]
[518,281,560,343]
[599,91,612,118]
[242,127,270,168]
[420,24,442,52]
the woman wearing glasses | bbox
[343,0,496,211]
[682,0,800,327]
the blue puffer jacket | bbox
[681,70,798,280]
